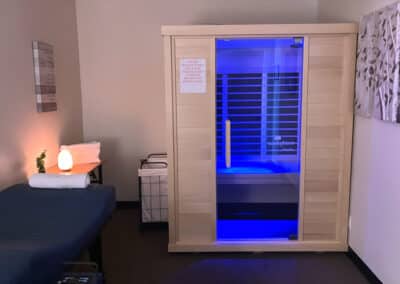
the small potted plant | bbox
[36,150,46,173]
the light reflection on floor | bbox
[217,220,298,240]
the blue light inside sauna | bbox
[217,220,298,240]
[216,161,287,174]
[217,167,274,174]
[216,38,303,240]
[216,37,303,174]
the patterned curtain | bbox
[355,2,400,123]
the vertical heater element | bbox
[225,119,231,168]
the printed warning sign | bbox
[180,58,207,94]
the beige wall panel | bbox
[305,191,338,203]
[303,191,337,239]
[306,149,339,160]
[306,158,340,171]
[306,137,340,149]
[336,34,356,245]
[303,35,354,242]
[305,169,340,182]
[175,39,213,56]
[308,92,340,104]
[305,180,339,193]
[179,202,214,214]
[308,57,343,69]
[178,128,212,161]
[308,71,342,92]
[178,164,213,210]
[178,94,211,106]
[173,37,216,244]
[303,222,337,235]
[307,105,340,126]
[307,126,341,139]
[308,37,344,56]
[177,105,212,128]
[179,214,214,243]
[164,36,177,243]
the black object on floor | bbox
[102,208,371,284]
[57,273,103,284]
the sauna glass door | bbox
[216,38,304,240]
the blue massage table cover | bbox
[0,184,115,284]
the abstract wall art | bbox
[355,2,400,123]
[32,41,57,112]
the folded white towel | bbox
[29,173,90,189]
[60,142,100,164]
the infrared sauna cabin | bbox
[162,24,357,252]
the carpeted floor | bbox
[102,208,370,284]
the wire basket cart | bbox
[138,153,168,229]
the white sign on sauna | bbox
[179,58,207,94]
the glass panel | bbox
[216,38,304,240]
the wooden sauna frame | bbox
[162,24,358,252]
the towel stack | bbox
[29,174,90,189]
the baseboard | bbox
[347,247,382,284]
[116,201,139,209]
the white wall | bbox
[0,0,83,189]
[319,1,400,283]
[76,0,319,201]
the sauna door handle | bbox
[225,119,231,168]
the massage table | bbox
[0,184,115,284]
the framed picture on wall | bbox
[32,40,57,112]
[355,2,400,123]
